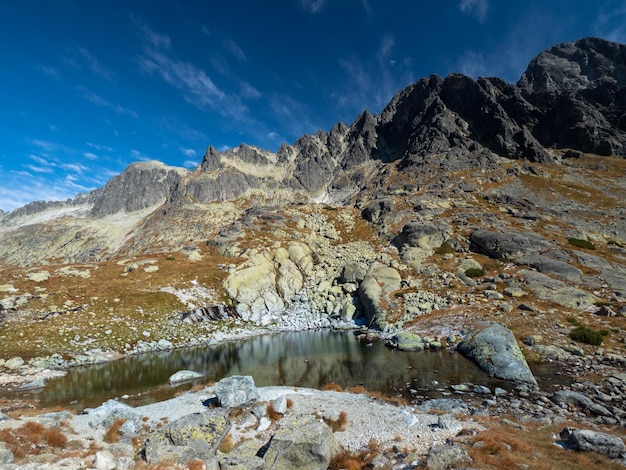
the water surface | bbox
[15,330,519,410]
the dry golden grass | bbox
[322,382,344,392]
[324,410,348,432]
[103,418,126,443]
[329,438,380,470]
[218,433,235,453]
[467,419,625,470]
[0,421,68,459]
[266,402,282,421]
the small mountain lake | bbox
[11,330,562,410]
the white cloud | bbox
[594,4,626,43]
[183,159,199,168]
[83,152,98,160]
[25,164,54,174]
[334,34,414,117]
[459,0,489,23]
[76,47,116,82]
[132,15,172,48]
[38,64,60,80]
[224,39,247,61]
[78,86,138,118]
[181,147,197,157]
[130,149,151,161]
[299,0,325,14]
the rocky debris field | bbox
[0,374,625,470]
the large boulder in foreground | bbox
[145,411,229,465]
[457,323,537,385]
[560,427,626,459]
[263,414,340,470]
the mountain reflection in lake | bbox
[17,330,508,410]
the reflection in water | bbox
[14,330,509,410]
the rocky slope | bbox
[1,36,626,468]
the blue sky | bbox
[1,0,626,212]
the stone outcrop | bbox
[457,323,537,385]
[263,414,340,470]
[560,427,626,459]
[145,411,230,465]
[358,262,402,328]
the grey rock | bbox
[552,390,612,416]
[271,395,288,415]
[516,253,583,283]
[358,262,402,328]
[519,269,598,308]
[263,414,340,470]
[17,379,46,390]
[86,399,140,429]
[560,427,626,459]
[168,370,204,384]
[4,356,24,370]
[457,323,537,385]
[145,410,230,465]
[426,444,472,470]
[93,450,116,470]
[214,375,260,408]
[396,221,446,251]
[388,331,424,351]
[219,454,265,470]
[362,198,395,224]
[417,398,470,415]
[469,229,551,260]
[0,446,14,465]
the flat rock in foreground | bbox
[457,323,537,386]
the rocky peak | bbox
[90,161,188,217]
[518,37,626,95]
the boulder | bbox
[457,323,537,385]
[86,399,140,429]
[516,253,583,283]
[287,242,314,275]
[399,222,446,251]
[552,390,612,417]
[214,375,260,408]
[0,445,14,465]
[469,229,551,260]
[145,411,230,465]
[519,269,598,308]
[263,414,340,470]
[223,254,283,324]
[93,450,116,470]
[426,444,472,470]
[387,331,424,351]
[560,427,626,459]
[168,370,204,384]
[358,262,402,328]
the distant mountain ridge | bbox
[1,37,626,264]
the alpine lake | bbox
[8,329,564,411]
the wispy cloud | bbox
[38,64,60,80]
[136,22,251,122]
[76,47,116,82]
[78,86,138,118]
[224,39,247,61]
[130,149,151,161]
[455,9,564,82]
[459,0,489,23]
[157,115,208,141]
[180,147,197,157]
[299,0,325,14]
[183,159,199,168]
[594,4,626,43]
[83,152,99,160]
[132,15,172,48]
[334,34,414,117]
